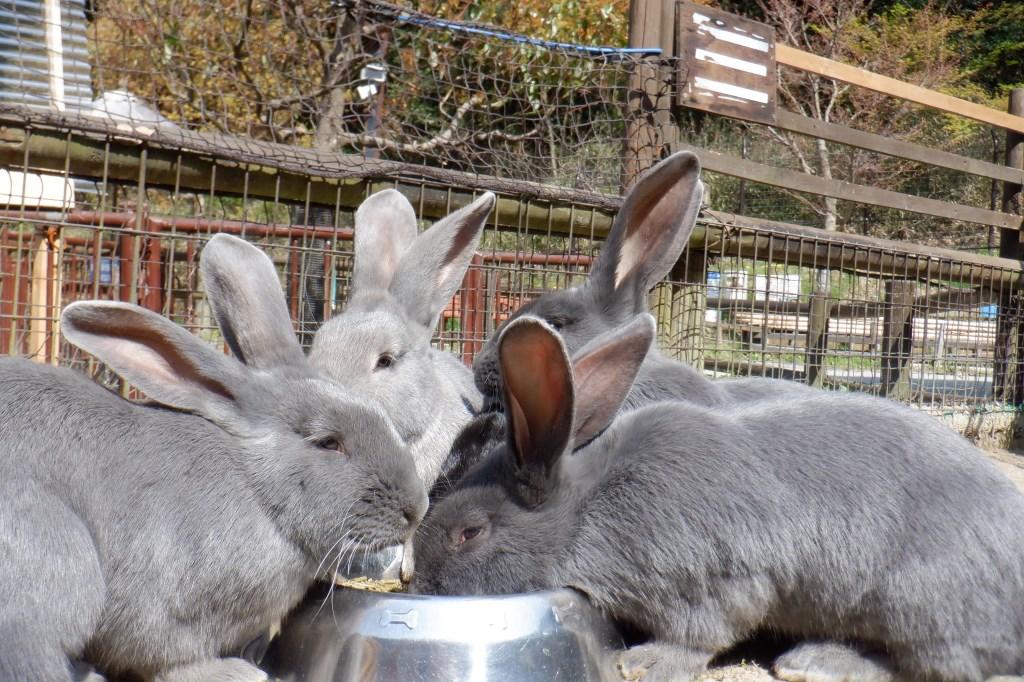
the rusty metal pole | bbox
[141,219,164,313]
[459,254,486,366]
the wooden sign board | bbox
[676,2,776,123]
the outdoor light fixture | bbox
[357,62,388,100]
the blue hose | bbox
[394,11,662,58]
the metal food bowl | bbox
[261,585,625,682]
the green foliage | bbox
[955,2,1024,92]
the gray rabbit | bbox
[473,151,813,411]
[413,314,1024,682]
[308,189,494,488]
[0,234,426,681]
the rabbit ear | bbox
[498,315,574,507]
[570,314,654,446]
[61,301,246,416]
[390,192,495,329]
[352,189,420,294]
[199,234,306,370]
[589,152,703,312]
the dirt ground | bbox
[983,447,1024,492]
[690,447,1024,682]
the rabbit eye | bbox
[548,317,571,331]
[315,437,346,455]
[459,526,482,545]
[375,353,396,370]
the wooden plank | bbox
[677,2,776,124]
[689,28,770,63]
[702,209,1021,274]
[761,109,1024,186]
[708,286,989,318]
[684,59,772,98]
[676,142,1024,230]
[775,43,1024,135]
[729,311,992,345]
[697,210,1023,290]
[0,120,616,235]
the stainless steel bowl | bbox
[262,585,625,682]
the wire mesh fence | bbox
[2,126,1022,410]
[0,0,1022,415]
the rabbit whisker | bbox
[313,527,352,580]
[312,549,346,621]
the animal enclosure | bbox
[0,0,1022,413]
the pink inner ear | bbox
[612,159,701,292]
[499,320,575,467]
[103,337,180,387]
[614,187,681,289]
[506,390,532,468]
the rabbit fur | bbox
[307,189,493,488]
[413,314,1024,682]
[473,151,813,412]
[0,233,426,682]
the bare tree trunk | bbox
[815,136,836,292]
[815,137,838,232]
[312,88,348,151]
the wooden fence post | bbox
[881,280,915,400]
[994,88,1024,403]
[622,0,678,191]
[27,230,48,361]
[804,290,832,388]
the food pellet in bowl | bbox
[334,576,404,593]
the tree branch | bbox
[333,92,493,154]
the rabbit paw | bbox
[155,657,269,682]
[617,642,710,682]
[773,642,894,682]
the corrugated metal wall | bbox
[0,0,92,109]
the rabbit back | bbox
[1,472,106,682]
[0,311,425,679]
[5,243,427,680]
[0,359,311,677]
[421,315,1024,680]
[562,394,1024,680]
